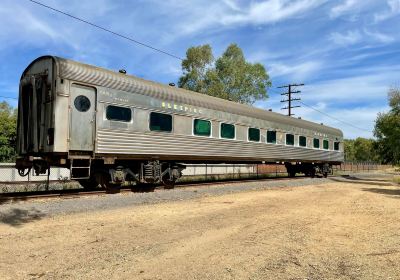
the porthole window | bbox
[221,123,235,139]
[150,112,172,132]
[106,105,132,122]
[299,136,307,147]
[74,95,91,112]
[313,138,320,149]
[193,119,211,137]
[267,131,276,144]
[248,128,260,142]
[334,142,340,151]
[323,140,329,150]
[286,134,295,146]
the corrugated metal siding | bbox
[53,56,343,137]
[96,129,343,162]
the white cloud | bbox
[164,0,327,37]
[221,0,241,11]
[329,30,362,46]
[329,29,395,46]
[374,0,400,22]
[330,0,360,18]
[221,0,325,25]
[269,61,322,81]
[363,30,395,44]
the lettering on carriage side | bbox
[161,101,203,114]
[100,90,128,103]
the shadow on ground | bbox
[329,176,394,187]
[362,187,400,197]
[0,208,45,227]
[340,175,391,182]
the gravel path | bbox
[1,172,399,279]
[0,173,392,221]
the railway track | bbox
[0,175,315,203]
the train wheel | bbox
[323,172,328,178]
[162,175,176,189]
[163,180,175,189]
[94,172,121,193]
[77,178,98,190]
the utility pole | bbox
[277,83,304,116]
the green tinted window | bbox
[248,128,260,142]
[267,131,276,144]
[193,119,211,136]
[221,123,235,139]
[150,112,172,132]
[323,140,329,150]
[106,105,132,122]
[286,134,295,146]
[313,138,320,148]
[299,136,307,147]
[334,142,340,151]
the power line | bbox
[27,0,184,61]
[299,101,373,133]
[277,83,304,116]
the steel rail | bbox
[0,175,315,202]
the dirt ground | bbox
[1,176,400,279]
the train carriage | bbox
[16,56,344,189]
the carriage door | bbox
[70,84,96,151]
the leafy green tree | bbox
[344,138,381,162]
[344,139,355,161]
[0,101,17,162]
[374,87,400,164]
[178,44,271,104]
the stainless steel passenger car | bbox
[16,56,344,189]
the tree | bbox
[344,138,381,162]
[374,87,400,164]
[178,44,271,105]
[0,101,17,162]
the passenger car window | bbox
[286,134,295,146]
[248,128,260,142]
[193,119,211,137]
[106,105,132,122]
[221,123,235,139]
[323,140,329,150]
[334,142,340,151]
[267,131,276,144]
[150,112,172,132]
[313,138,320,149]
[299,136,307,147]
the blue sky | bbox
[0,0,399,138]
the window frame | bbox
[192,118,212,138]
[220,122,236,140]
[323,139,330,150]
[334,141,340,151]
[299,135,307,147]
[285,133,295,146]
[313,138,320,149]
[248,127,261,142]
[105,104,133,123]
[266,130,277,144]
[149,111,173,133]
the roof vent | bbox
[298,117,302,119]
[119,69,126,74]
[320,123,324,125]
[169,83,176,87]
[268,109,272,111]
